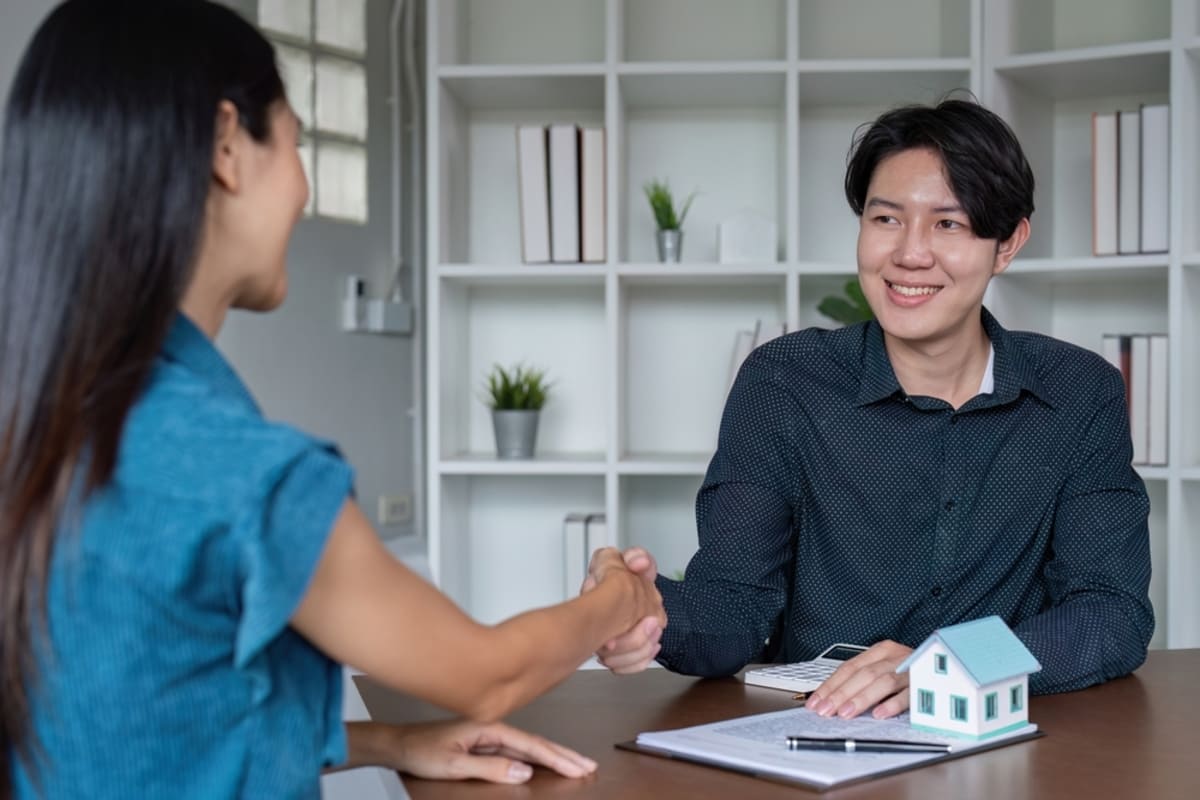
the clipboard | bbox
[615,724,1043,791]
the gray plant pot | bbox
[656,228,683,262]
[492,409,540,459]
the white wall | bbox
[0,0,423,554]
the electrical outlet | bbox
[378,493,413,525]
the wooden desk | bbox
[357,649,1200,799]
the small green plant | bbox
[817,279,874,326]
[643,179,696,231]
[483,363,551,410]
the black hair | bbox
[0,1,285,795]
[844,98,1035,242]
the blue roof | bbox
[896,616,1041,686]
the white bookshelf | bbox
[424,0,1200,649]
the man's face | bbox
[855,147,1025,350]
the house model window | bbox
[897,616,1042,740]
[258,0,369,224]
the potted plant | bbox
[817,279,874,326]
[644,178,696,263]
[483,363,551,459]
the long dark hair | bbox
[844,98,1035,242]
[0,0,285,792]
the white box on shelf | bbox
[548,123,581,263]
[1092,111,1118,257]
[1148,334,1168,466]
[1130,334,1150,466]
[580,127,606,263]
[1117,109,1140,255]
[717,211,777,264]
[516,125,551,263]
[563,512,589,600]
[1139,104,1169,255]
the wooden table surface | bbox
[357,649,1200,799]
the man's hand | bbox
[581,546,664,674]
[349,719,598,783]
[805,640,913,720]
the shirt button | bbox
[931,586,943,597]
[950,416,959,425]
[944,499,956,511]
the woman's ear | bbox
[211,100,241,193]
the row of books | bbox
[562,512,608,600]
[1101,334,1168,466]
[517,124,606,264]
[728,320,788,390]
[1092,104,1168,256]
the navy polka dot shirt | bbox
[656,308,1154,695]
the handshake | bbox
[580,547,667,674]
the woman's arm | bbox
[329,720,597,783]
[291,500,664,721]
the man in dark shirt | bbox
[587,99,1154,720]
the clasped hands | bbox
[581,546,913,718]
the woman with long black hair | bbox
[0,2,664,797]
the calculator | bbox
[743,644,870,693]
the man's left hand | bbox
[805,640,912,720]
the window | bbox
[1010,684,1024,712]
[934,653,948,674]
[951,695,968,722]
[258,0,369,224]
[917,689,935,715]
[985,692,998,720]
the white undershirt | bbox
[978,343,995,396]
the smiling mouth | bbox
[886,280,941,297]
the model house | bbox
[896,616,1041,740]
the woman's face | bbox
[228,102,309,312]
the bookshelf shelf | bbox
[425,0,1200,646]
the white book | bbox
[563,512,589,600]
[1129,334,1150,465]
[1092,111,1118,256]
[753,321,787,349]
[1148,334,1168,466]
[548,123,580,263]
[728,322,760,391]
[516,125,551,263]
[1117,109,1140,254]
[580,127,606,263]
[584,513,608,560]
[1139,104,1169,254]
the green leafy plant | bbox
[483,363,551,410]
[817,279,874,326]
[643,179,696,231]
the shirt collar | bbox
[160,313,260,414]
[855,307,1052,409]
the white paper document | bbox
[634,706,1038,789]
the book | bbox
[1130,334,1150,465]
[728,322,760,391]
[548,123,580,263]
[580,127,606,263]
[1092,111,1118,256]
[1148,334,1168,466]
[1117,109,1140,254]
[584,512,609,556]
[754,321,787,349]
[1139,104,1169,254]
[621,706,1040,791]
[563,512,589,600]
[516,125,551,263]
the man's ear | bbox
[211,100,241,193]
[992,217,1031,276]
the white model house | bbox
[896,616,1041,740]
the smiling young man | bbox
[587,99,1154,719]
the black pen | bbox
[786,737,951,754]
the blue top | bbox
[14,315,354,799]
[896,616,1042,687]
[657,308,1154,695]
